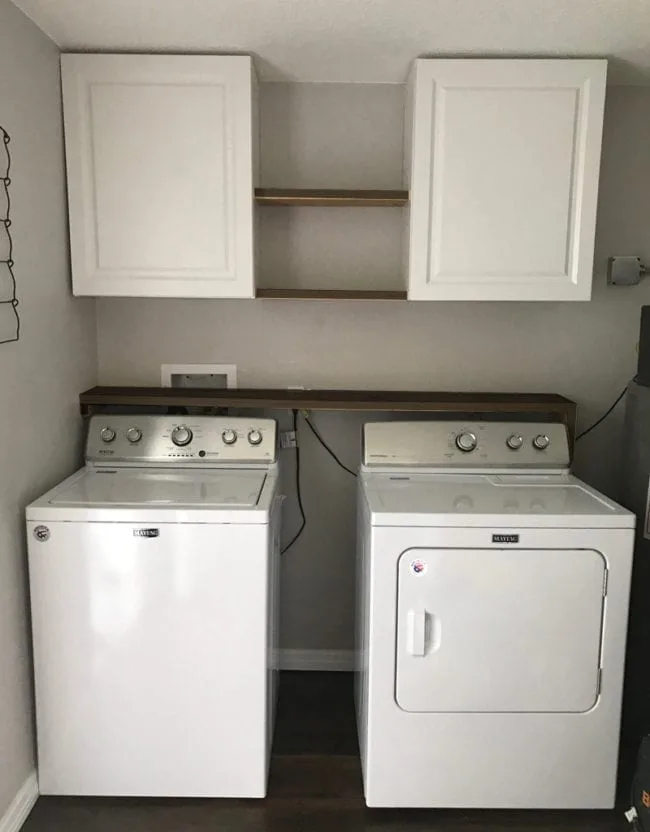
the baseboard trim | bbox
[279,649,355,672]
[0,772,38,832]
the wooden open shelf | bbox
[254,188,409,207]
[254,188,408,297]
[256,288,407,301]
[79,387,577,446]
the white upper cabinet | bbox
[406,59,607,301]
[62,54,257,298]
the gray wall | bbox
[96,83,650,654]
[0,0,97,815]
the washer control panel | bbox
[86,415,277,465]
[363,421,570,469]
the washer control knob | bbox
[248,429,263,446]
[455,432,478,453]
[126,426,142,444]
[222,429,237,445]
[100,427,116,444]
[171,425,193,447]
[533,434,550,451]
[506,433,524,450]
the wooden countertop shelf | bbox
[79,387,577,444]
[254,188,409,207]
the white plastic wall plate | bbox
[161,363,237,389]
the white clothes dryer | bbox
[27,415,281,798]
[356,420,635,809]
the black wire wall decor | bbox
[0,126,19,344]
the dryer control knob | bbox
[100,427,116,444]
[171,426,193,446]
[506,433,524,450]
[455,432,477,453]
[248,429,263,446]
[126,426,142,444]
[222,429,238,445]
[533,434,550,450]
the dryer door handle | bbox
[406,610,441,657]
[407,610,427,656]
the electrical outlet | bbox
[280,430,297,449]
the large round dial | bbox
[126,426,142,444]
[533,434,550,450]
[222,429,238,445]
[248,429,263,446]
[171,425,193,447]
[455,431,477,453]
[506,433,524,450]
[100,426,116,444]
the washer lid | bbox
[48,468,268,509]
[362,472,635,528]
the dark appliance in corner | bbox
[621,306,650,747]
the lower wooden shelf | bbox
[79,388,577,455]
[256,288,407,301]
[79,387,577,447]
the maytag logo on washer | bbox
[33,525,50,542]
[492,533,520,544]
[410,558,427,576]
[133,528,160,538]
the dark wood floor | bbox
[22,672,632,831]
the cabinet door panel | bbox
[407,60,606,301]
[62,54,255,298]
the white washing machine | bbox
[27,414,281,798]
[356,420,635,809]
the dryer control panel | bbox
[86,415,277,465]
[363,421,570,469]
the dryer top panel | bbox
[361,472,634,528]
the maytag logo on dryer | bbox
[492,533,520,544]
[133,528,160,538]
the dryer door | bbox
[396,548,606,713]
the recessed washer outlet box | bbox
[161,364,237,389]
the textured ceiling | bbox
[9,0,650,84]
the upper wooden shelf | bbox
[254,188,409,207]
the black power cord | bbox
[281,409,306,554]
[576,387,627,441]
[280,411,357,554]
[301,412,357,477]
